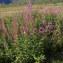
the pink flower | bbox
[12,17,18,42]
[41,7,62,15]
[0,19,8,36]
[23,0,32,22]
[39,27,46,33]
[22,0,33,34]
[39,22,55,34]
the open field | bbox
[0,5,63,17]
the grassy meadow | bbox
[0,2,63,63]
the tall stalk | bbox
[23,0,33,34]
[12,17,18,45]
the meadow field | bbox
[0,3,63,63]
[0,4,63,17]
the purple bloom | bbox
[39,22,55,34]
[39,27,46,33]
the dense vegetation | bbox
[0,0,63,63]
[0,10,63,63]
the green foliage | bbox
[0,13,63,63]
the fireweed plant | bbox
[0,12,63,63]
[0,2,63,63]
